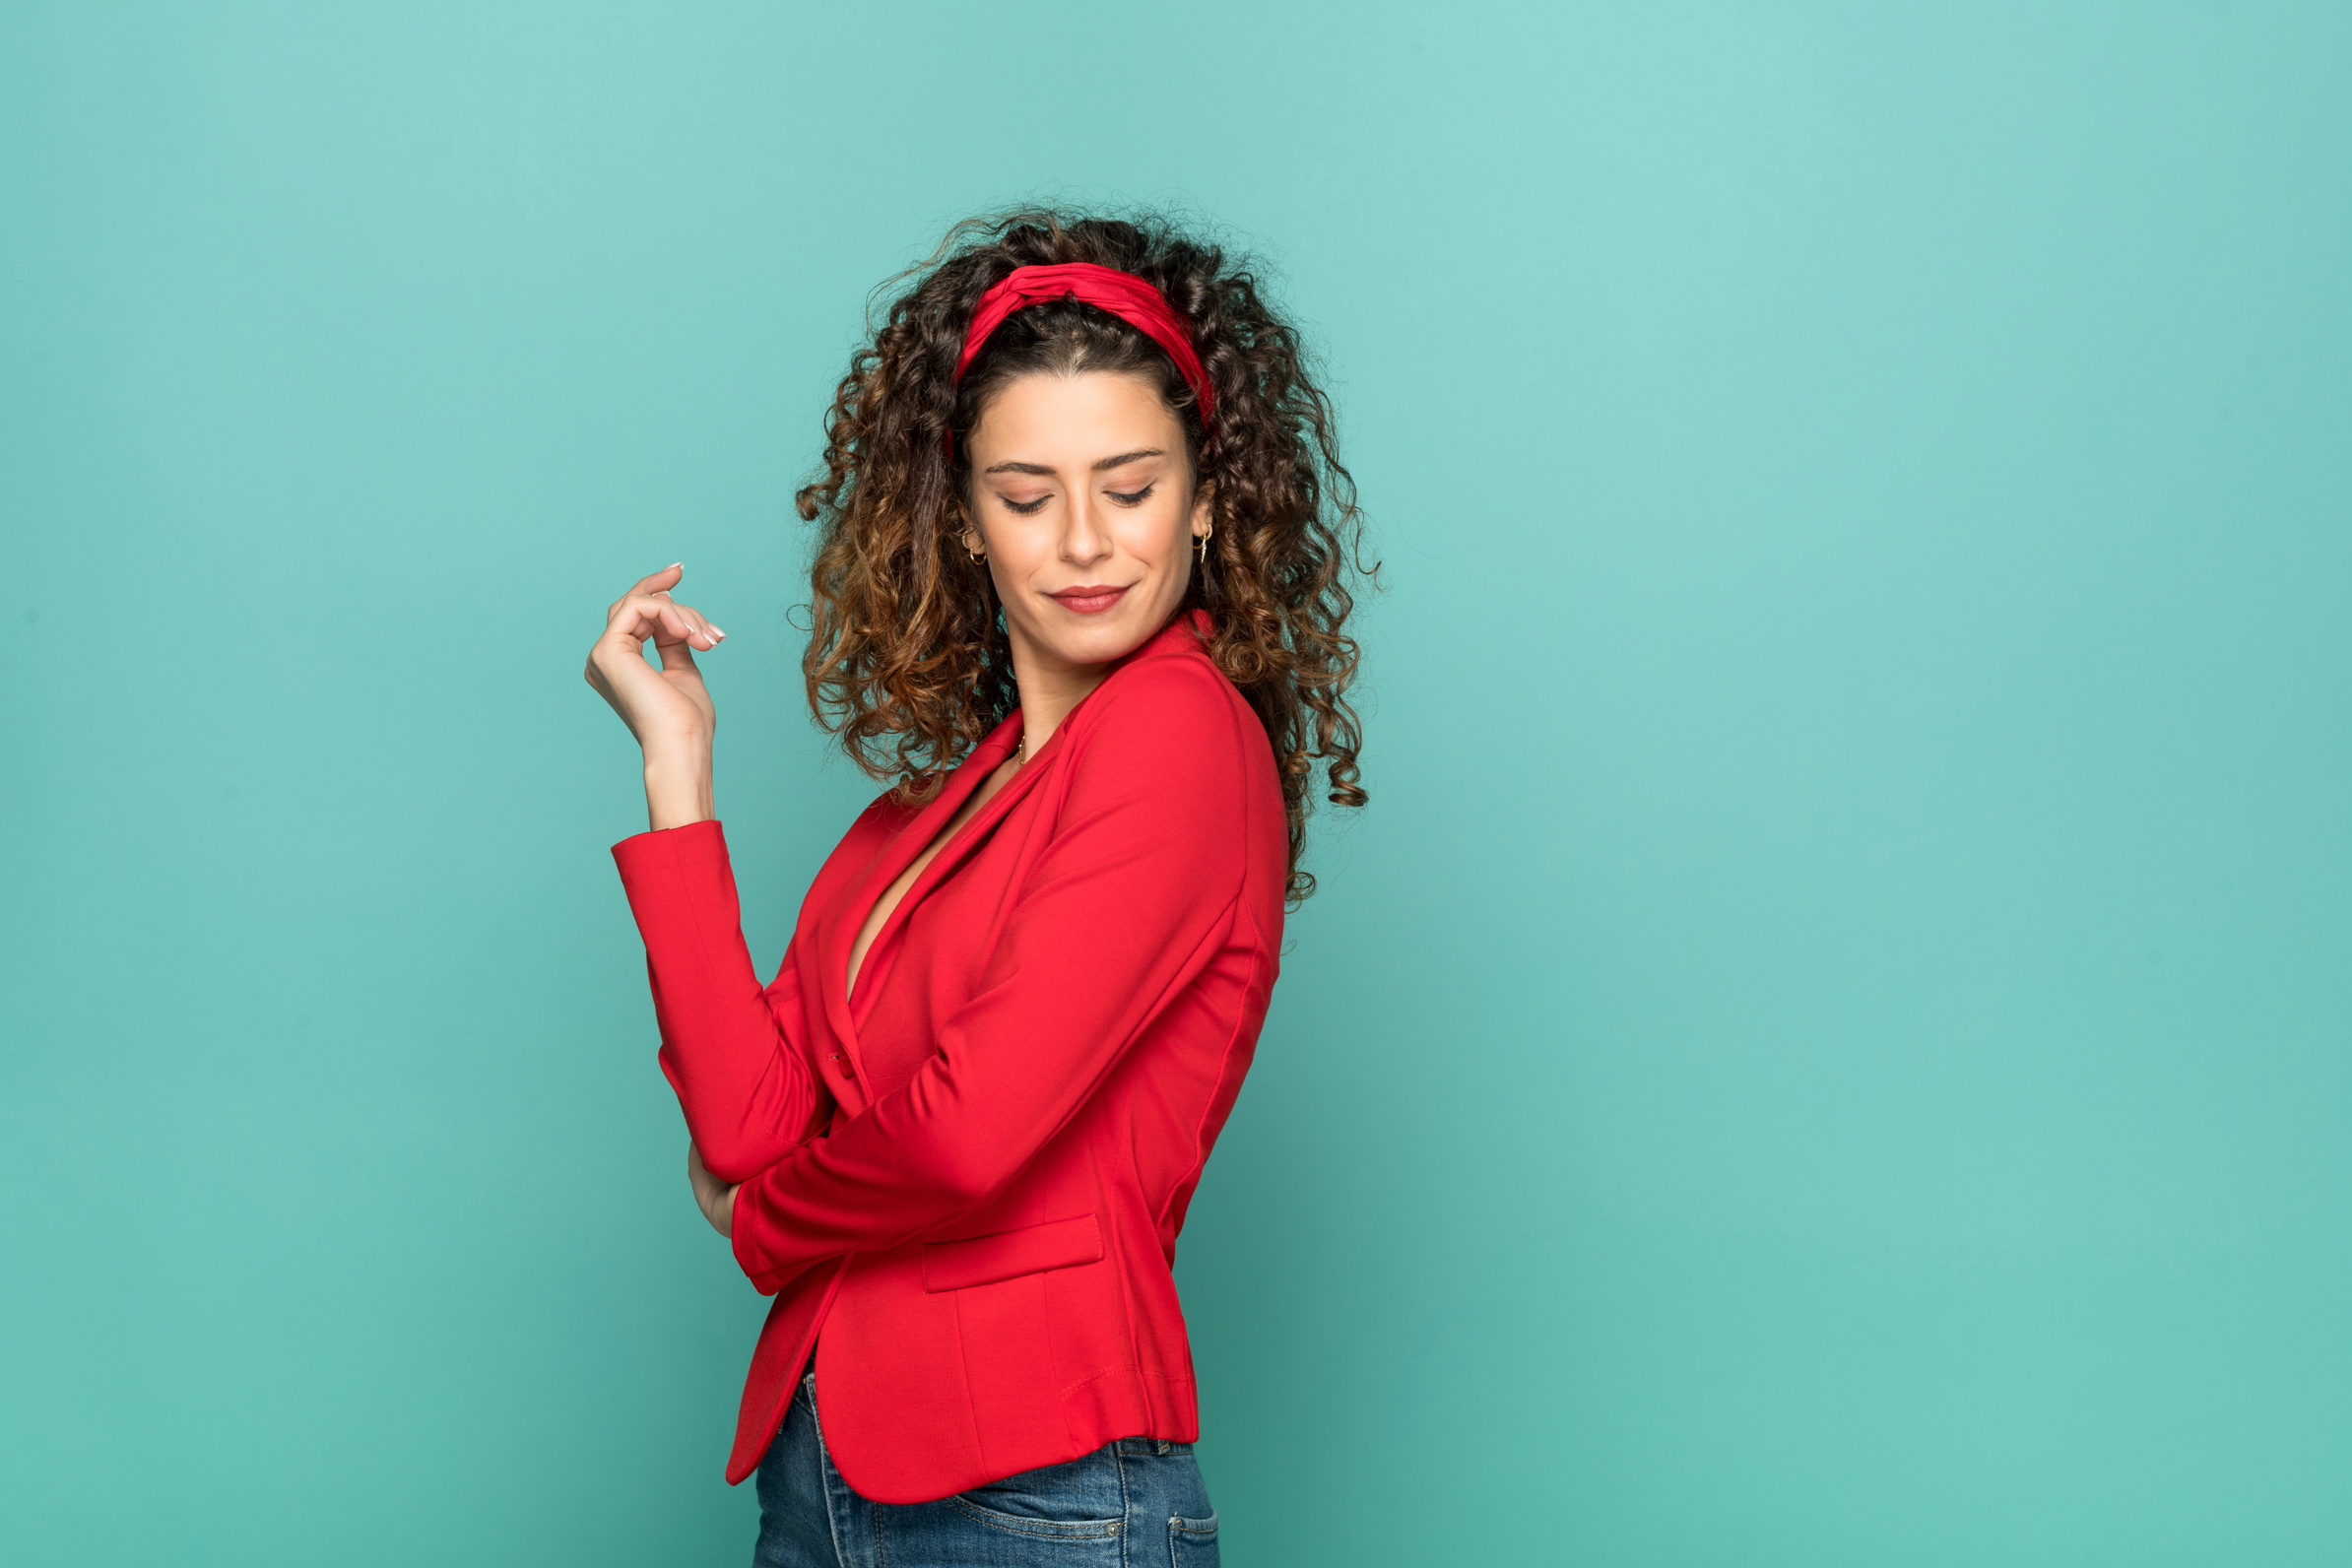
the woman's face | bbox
[963,369,1209,682]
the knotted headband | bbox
[951,262,1216,433]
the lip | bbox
[1046,583,1132,616]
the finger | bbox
[656,600,725,649]
[656,633,702,675]
[610,564,684,617]
[653,602,714,650]
[607,594,717,650]
[627,561,686,598]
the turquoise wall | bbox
[4,3,2347,1562]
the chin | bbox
[1030,603,1167,669]
[1049,625,1150,668]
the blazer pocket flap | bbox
[920,1214,1103,1293]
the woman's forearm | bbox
[613,820,823,1181]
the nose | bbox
[1059,487,1113,571]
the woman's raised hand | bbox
[585,563,726,830]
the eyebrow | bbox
[982,448,1166,477]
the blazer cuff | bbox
[612,818,739,945]
[732,1176,803,1294]
[611,817,731,892]
[609,817,750,1019]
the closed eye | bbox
[1106,484,1155,506]
[1001,493,1051,515]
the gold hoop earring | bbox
[1195,525,1213,564]
[963,537,986,563]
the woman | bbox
[586,210,1369,1566]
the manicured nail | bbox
[667,561,684,572]
[709,624,727,639]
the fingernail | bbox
[709,625,727,639]
[668,561,684,572]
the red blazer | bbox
[611,612,1287,1502]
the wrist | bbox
[644,751,714,832]
[700,1181,737,1239]
[638,728,711,774]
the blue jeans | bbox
[753,1372,1220,1567]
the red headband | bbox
[952,263,1215,434]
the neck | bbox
[1006,634,1117,760]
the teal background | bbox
[3,3,2347,1562]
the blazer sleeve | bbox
[727,659,1254,1293]
[612,819,825,1183]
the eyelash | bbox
[1000,484,1154,516]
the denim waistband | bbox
[797,1368,1190,1460]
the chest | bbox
[823,766,1047,1101]
[845,758,1013,1000]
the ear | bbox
[1189,477,1215,538]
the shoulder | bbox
[1053,635,1281,866]
[1074,637,1261,776]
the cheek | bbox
[1125,496,1194,562]
[985,527,1055,580]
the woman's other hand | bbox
[585,563,725,830]
[686,1142,739,1238]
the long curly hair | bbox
[796,208,1373,903]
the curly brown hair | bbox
[795,208,1373,903]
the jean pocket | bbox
[947,1493,1123,1541]
[1167,1511,1219,1565]
[947,1450,1125,1542]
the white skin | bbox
[586,368,1212,1237]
